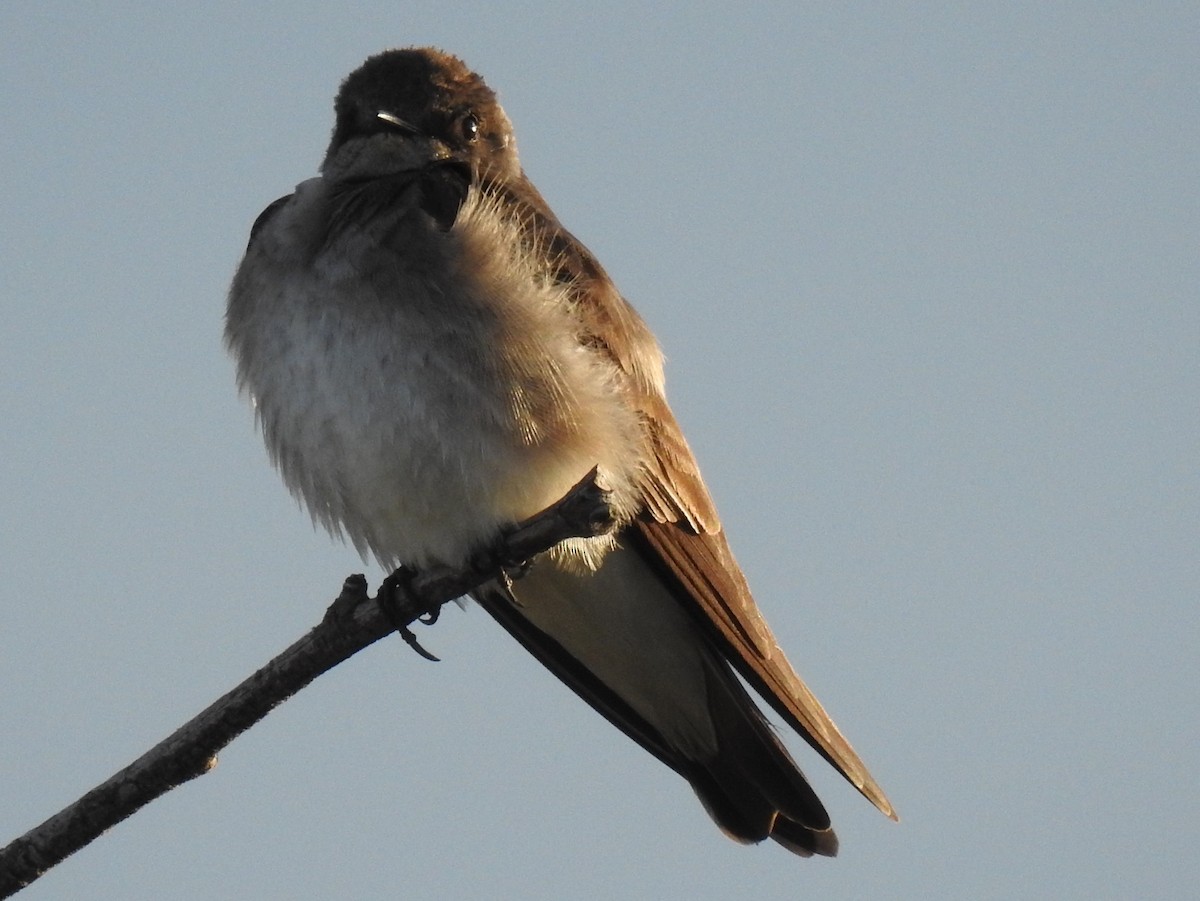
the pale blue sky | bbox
[2,4,1196,899]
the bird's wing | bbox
[245,194,293,251]
[495,172,895,819]
[630,413,896,820]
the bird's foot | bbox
[378,566,441,662]
[470,531,535,593]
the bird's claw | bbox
[470,533,534,592]
[397,623,441,662]
[378,566,441,662]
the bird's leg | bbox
[469,528,537,595]
[378,566,441,662]
[501,558,534,588]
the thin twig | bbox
[0,468,613,897]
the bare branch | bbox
[0,468,613,897]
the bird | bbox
[225,47,894,857]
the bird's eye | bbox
[459,113,480,143]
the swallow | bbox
[226,47,894,856]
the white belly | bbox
[230,186,645,568]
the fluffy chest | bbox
[228,186,644,567]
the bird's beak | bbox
[376,111,420,134]
[376,110,454,161]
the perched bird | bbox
[226,47,894,856]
